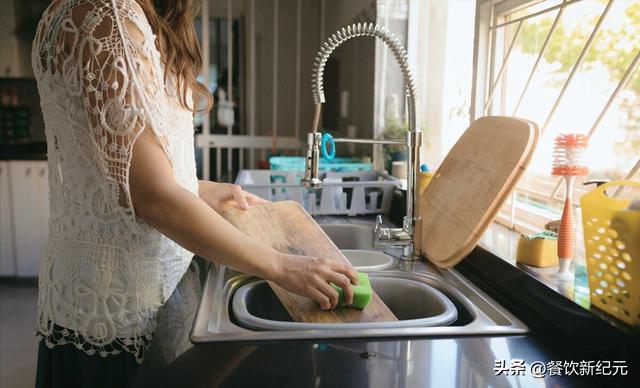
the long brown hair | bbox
[137,0,213,113]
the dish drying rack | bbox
[235,170,399,216]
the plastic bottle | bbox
[418,164,434,195]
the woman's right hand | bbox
[268,252,360,310]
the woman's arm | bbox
[129,129,357,310]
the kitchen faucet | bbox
[301,23,422,260]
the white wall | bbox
[407,0,476,170]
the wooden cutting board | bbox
[222,201,397,324]
[419,116,539,268]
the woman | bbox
[31,0,357,386]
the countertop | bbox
[133,218,638,388]
[146,336,578,388]
[479,223,640,337]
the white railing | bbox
[195,134,301,182]
[198,0,305,182]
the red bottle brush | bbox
[551,133,589,281]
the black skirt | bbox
[35,339,140,388]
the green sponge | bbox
[331,272,373,309]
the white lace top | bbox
[32,0,198,363]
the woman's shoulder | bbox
[45,0,146,25]
[55,0,153,47]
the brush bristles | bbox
[552,133,589,176]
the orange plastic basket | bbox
[580,180,640,325]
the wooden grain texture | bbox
[420,116,539,268]
[222,201,397,324]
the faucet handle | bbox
[374,215,383,231]
[301,132,323,188]
[373,215,389,242]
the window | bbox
[473,0,640,233]
[387,0,476,171]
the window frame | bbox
[472,0,640,233]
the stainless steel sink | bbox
[320,223,375,249]
[191,219,528,343]
[341,249,395,271]
[232,273,458,331]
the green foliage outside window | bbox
[517,1,640,155]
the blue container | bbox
[269,156,372,172]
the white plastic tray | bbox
[235,170,398,216]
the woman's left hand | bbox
[199,181,269,212]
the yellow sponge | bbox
[516,231,558,268]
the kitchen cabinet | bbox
[0,161,15,276]
[1,160,49,277]
[0,0,20,78]
[0,0,41,79]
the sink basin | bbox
[232,273,458,331]
[320,223,374,249]
[192,220,528,343]
[341,249,395,271]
